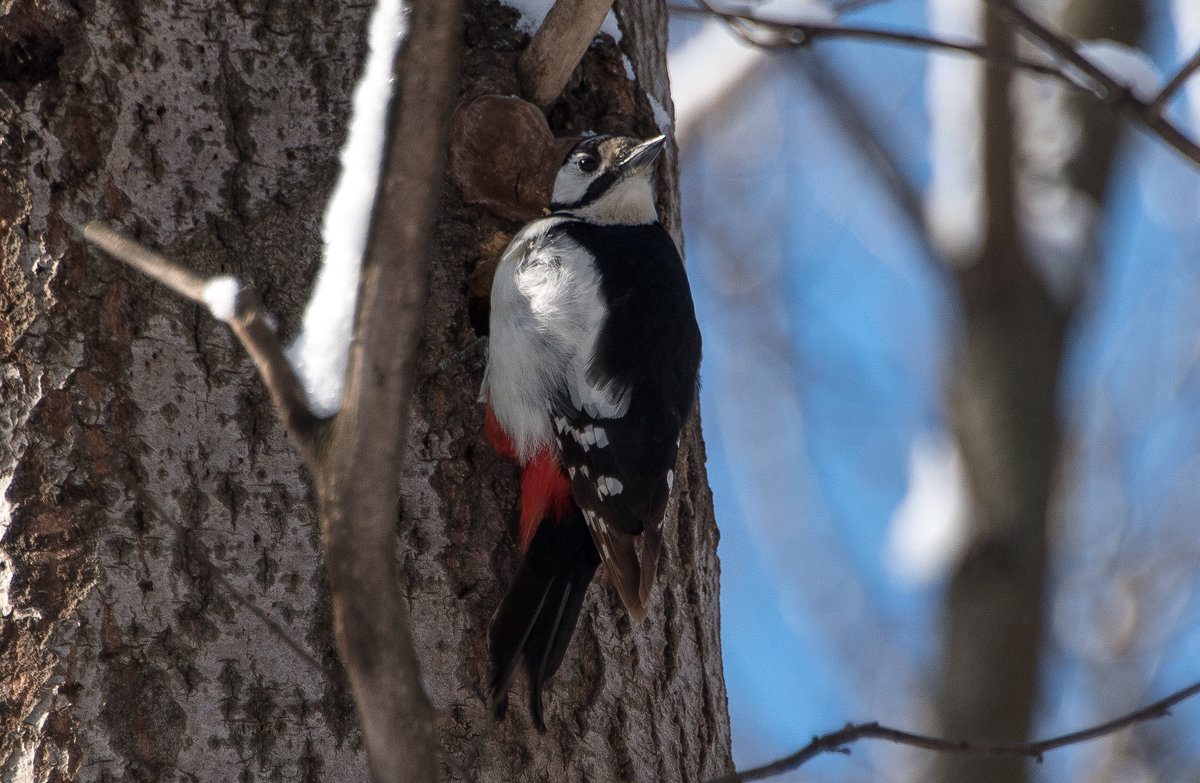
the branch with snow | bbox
[289,0,407,418]
[83,0,460,780]
[82,222,322,463]
[705,678,1200,782]
[983,0,1200,168]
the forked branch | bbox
[981,0,1200,168]
[670,1,1200,169]
[1150,45,1200,114]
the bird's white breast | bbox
[484,217,630,463]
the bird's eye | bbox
[576,156,599,173]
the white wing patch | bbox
[596,476,624,497]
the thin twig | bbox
[225,290,324,458]
[519,0,615,110]
[704,679,1200,783]
[670,2,1200,169]
[82,222,324,462]
[667,4,1072,84]
[982,0,1112,92]
[83,222,208,302]
[985,0,1200,168]
[1149,45,1200,115]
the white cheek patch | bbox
[552,167,592,207]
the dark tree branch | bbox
[668,4,1071,82]
[670,2,1200,169]
[831,0,893,15]
[82,222,324,463]
[519,0,615,110]
[185,526,324,672]
[984,0,1200,168]
[1150,45,1200,114]
[705,679,1200,783]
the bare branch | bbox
[184,526,324,672]
[831,0,893,15]
[1149,45,1200,114]
[790,51,950,278]
[83,222,208,302]
[519,0,615,110]
[984,0,1200,168]
[705,679,1200,783]
[667,4,1072,84]
[82,222,323,462]
[670,2,1200,169]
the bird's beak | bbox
[620,135,666,175]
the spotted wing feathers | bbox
[553,412,676,619]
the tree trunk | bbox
[932,2,1141,781]
[0,1,732,781]
[932,8,1061,783]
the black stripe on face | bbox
[549,170,617,212]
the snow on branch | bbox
[983,0,1200,168]
[705,678,1200,783]
[82,222,322,462]
[289,0,406,418]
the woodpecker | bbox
[482,134,702,728]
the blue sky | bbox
[669,2,1200,779]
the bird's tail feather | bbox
[488,507,600,730]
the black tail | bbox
[488,507,600,730]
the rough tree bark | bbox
[0,1,732,781]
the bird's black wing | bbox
[555,221,702,617]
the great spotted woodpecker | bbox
[483,134,702,728]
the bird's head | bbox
[549,134,665,225]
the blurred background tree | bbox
[669,0,1200,780]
